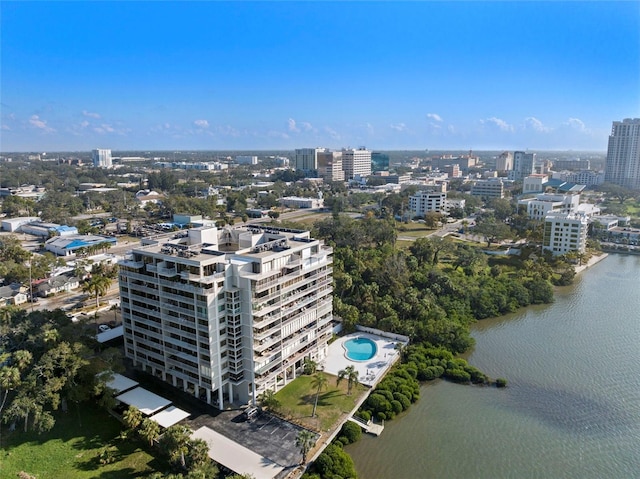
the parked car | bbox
[98,324,111,332]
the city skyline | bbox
[1,1,639,152]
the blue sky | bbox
[1,1,639,152]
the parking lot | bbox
[187,407,317,469]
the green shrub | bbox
[444,368,471,383]
[393,392,411,410]
[390,400,404,415]
[339,420,362,444]
[496,378,508,388]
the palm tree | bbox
[295,429,316,464]
[337,365,359,396]
[257,389,280,411]
[310,373,328,417]
[303,358,317,375]
[122,405,143,430]
[82,274,112,315]
[139,417,161,447]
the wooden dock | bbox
[348,416,385,436]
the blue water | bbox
[344,337,377,361]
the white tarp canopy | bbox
[97,325,124,343]
[115,387,171,416]
[105,373,138,394]
[191,426,284,479]
[149,405,190,428]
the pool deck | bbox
[321,332,403,387]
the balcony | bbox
[157,266,178,277]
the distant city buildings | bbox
[92,148,112,168]
[317,150,345,183]
[495,152,513,172]
[371,152,390,173]
[508,151,535,181]
[341,147,372,180]
[294,148,323,173]
[471,178,505,199]
[236,155,258,165]
[605,118,640,190]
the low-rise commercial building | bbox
[543,213,589,256]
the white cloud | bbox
[324,126,341,140]
[94,123,128,135]
[481,117,513,132]
[566,117,586,131]
[82,110,101,119]
[447,124,456,134]
[193,119,209,129]
[524,116,550,132]
[427,113,443,122]
[267,130,290,140]
[80,120,90,128]
[28,115,55,133]
[288,118,300,133]
[215,125,241,137]
[1,124,11,131]
[390,122,407,132]
[300,121,314,132]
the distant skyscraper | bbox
[508,151,535,181]
[605,118,640,190]
[342,147,372,180]
[92,148,112,168]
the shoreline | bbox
[574,252,608,275]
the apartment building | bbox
[92,148,112,168]
[294,148,324,173]
[508,151,535,181]
[543,213,589,256]
[119,225,333,407]
[605,118,640,190]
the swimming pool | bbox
[344,337,377,361]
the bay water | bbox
[346,254,640,478]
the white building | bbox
[552,170,605,187]
[342,147,372,180]
[1,216,41,232]
[409,190,446,217]
[508,151,535,181]
[543,213,589,256]
[278,196,324,209]
[496,152,513,172]
[518,193,580,221]
[92,149,112,168]
[118,225,333,407]
[605,118,640,190]
[522,174,549,194]
[471,178,504,199]
[236,156,258,165]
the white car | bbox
[98,325,111,332]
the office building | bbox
[342,147,372,180]
[118,225,333,407]
[496,152,513,172]
[92,148,112,168]
[236,156,258,165]
[409,190,446,217]
[294,148,324,173]
[518,193,580,221]
[317,150,345,183]
[371,152,390,173]
[508,151,535,181]
[471,178,505,199]
[605,118,640,190]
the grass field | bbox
[0,404,165,479]
[274,372,368,433]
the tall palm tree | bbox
[310,373,328,417]
[337,365,359,396]
[296,429,316,464]
[258,389,280,411]
[83,274,112,315]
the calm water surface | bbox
[347,254,640,479]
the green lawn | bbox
[274,372,368,433]
[0,404,165,479]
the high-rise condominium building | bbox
[508,151,535,181]
[342,147,372,180]
[92,148,112,168]
[605,118,640,190]
[118,225,333,407]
